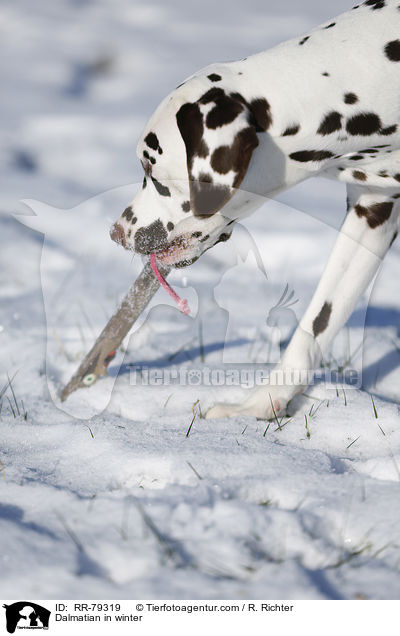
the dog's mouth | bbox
[153,233,200,268]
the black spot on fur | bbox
[365,0,385,8]
[167,222,174,231]
[317,111,342,135]
[144,132,162,153]
[289,150,334,162]
[151,176,171,197]
[354,201,393,228]
[143,151,155,165]
[344,93,358,104]
[134,219,168,254]
[282,123,301,136]
[324,22,336,28]
[313,302,332,337]
[299,36,310,45]
[349,155,364,160]
[353,170,367,181]
[208,73,222,82]
[132,216,137,225]
[346,112,382,135]
[122,206,133,221]
[394,174,400,182]
[199,234,210,243]
[384,40,400,61]
[191,231,202,238]
[143,176,147,189]
[322,72,330,76]
[182,201,191,212]
[380,125,397,136]
[390,231,398,247]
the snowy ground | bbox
[1,0,400,600]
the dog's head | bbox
[111,72,271,267]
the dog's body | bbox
[111,0,400,419]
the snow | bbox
[1,0,400,600]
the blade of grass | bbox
[347,435,360,449]
[370,394,378,419]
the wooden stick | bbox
[60,261,170,401]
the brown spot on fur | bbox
[230,93,272,132]
[290,150,334,162]
[211,126,259,183]
[206,95,244,129]
[191,178,231,218]
[344,93,358,104]
[313,302,332,337]
[282,123,300,136]
[354,201,393,228]
[199,87,224,104]
[176,102,204,170]
[353,170,367,181]
[249,97,272,131]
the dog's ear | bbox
[176,89,270,217]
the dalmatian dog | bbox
[111,0,400,420]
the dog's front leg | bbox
[206,186,400,420]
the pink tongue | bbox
[150,253,190,315]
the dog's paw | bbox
[205,396,284,420]
[205,403,244,419]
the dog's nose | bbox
[134,219,168,254]
[110,223,126,247]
